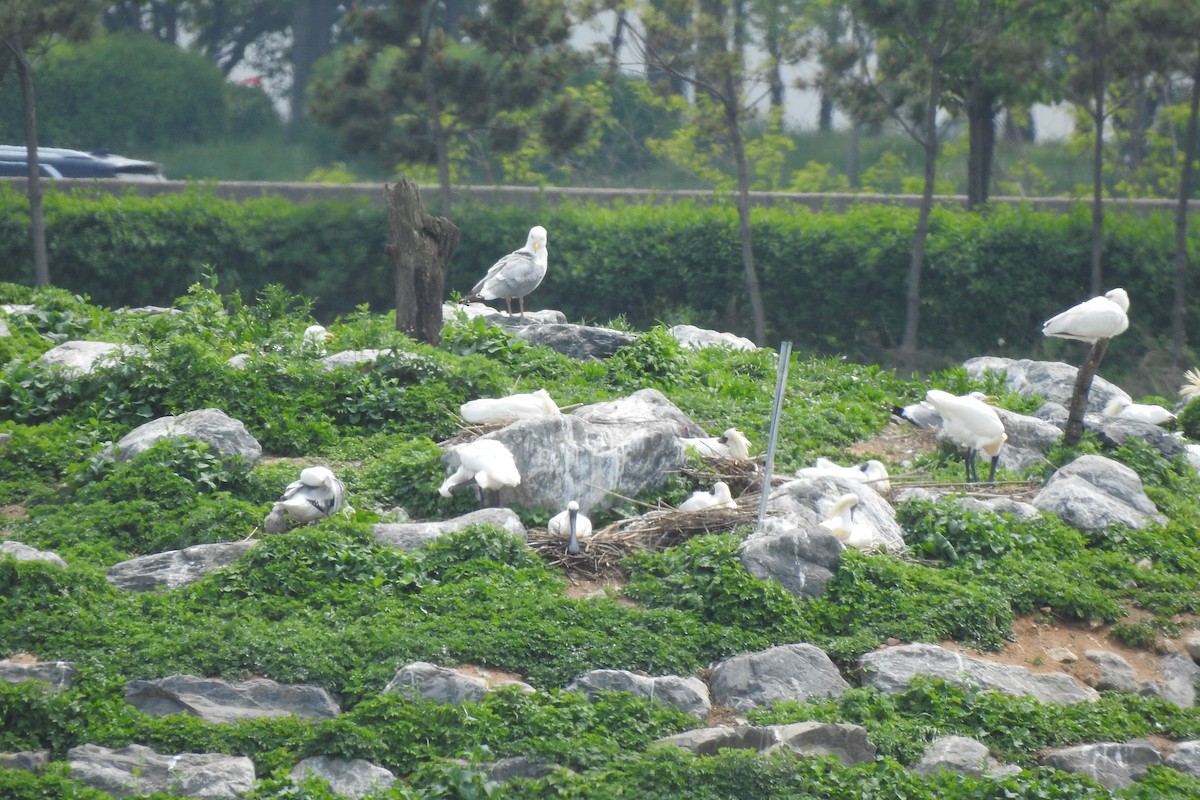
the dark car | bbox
[0,146,165,181]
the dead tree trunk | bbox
[1062,337,1110,448]
[384,179,460,346]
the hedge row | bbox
[0,184,1194,368]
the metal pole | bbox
[756,340,792,530]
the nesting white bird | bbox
[795,458,891,493]
[680,428,752,459]
[460,389,561,424]
[438,438,522,499]
[924,389,1007,483]
[678,481,737,512]
[1042,288,1130,342]
[1104,397,1175,426]
[818,493,876,549]
[464,225,548,319]
[549,500,592,555]
[302,324,334,353]
[271,466,347,527]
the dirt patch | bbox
[453,663,530,688]
[2,503,27,522]
[564,577,637,606]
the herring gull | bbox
[464,226,548,319]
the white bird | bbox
[1180,368,1200,400]
[438,439,522,501]
[678,481,737,512]
[680,428,752,459]
[1104,397,1175,426]
[795,458,891,493]
[549,500,592,555]
[460,389,561,424]
[272,466,346,526]
[1042,288,1130,342]
[889,399,942,429]
[818,493,876,549]
[302,324,334,352]
[464,226,548,319]
[924,389,1007,483]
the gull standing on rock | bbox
[464,226,548,319]
[549,500,592,555]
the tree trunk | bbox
[384,179,460,346]
[1088,1,1107,296]
[965,81,997,210]
[898,71,941,366]
[14,48,48,287]
[725,94,766,345]
[1062,338,1109,448]
[289,0,338,133]
[1171,63,1200,361]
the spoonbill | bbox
[795,458,891,493]
[1104,397,1175,426]
[270,466,346,528]
[818,493,876,549]
[1042,288,1129,342]
[679,481,738,512]
[924,389,1007,483]
[464,226,548,319]
[438,439,521,503]
[460,389,561,424]
[549,500,592,555]
[681,428,752,459]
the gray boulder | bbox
[991,407,1063,472]
[107,541,257,592]
[0,658,77,690]
[514,323,638,360]
[374,509,526,551]
[478,392,692,513]
[124,675,340,723]
[1086,650,1140,693]
[1,540,68,569]
[443,302,565,326]
[1089,416,1186,459]
[0,750,49,772]
[914,735,1021,778]
[1156,654,1200,708]
[486,756,561,783]
[859,643,1099,704]
[656,722,874,765]
[38,340,145,377]
[738,524,844,599]
[894,488,1040,520]
[68,743,255,799]
[669,324,758,351]
[709,644,850,712]
[111,408,262,466]
[384,661,489,704]
[656,725,782,756]
[0,317,8,337]
[573,387,705,436]
[1166,741,1200,777]
[567,669,711,718]
[768,476,906,551]
[1041,740,1162,789]
[964,357,1130,414]
[1033,455,1164,533]
[289,756,396,798]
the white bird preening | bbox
[549,500,592,555]
[678,481,738,512]
[924,389,1007,484]
[680,428,752,459]
[464,225,548,319]
[438,438,522,502]
[274,466,347,526]
[460,389,561,425]
[795,458,891,493]
[302,324,334,352]
[1042,288,1130,342]
[1104,397,1176,427]
[818,493,876,550]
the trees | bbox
[0,0,104,286]
[308,0,592,215]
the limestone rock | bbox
[964,357,1130,414]
[0,540,68,569]
[1166,741,1200,777]
[567,669,711,718]
[68,743,255,799]
[107,541,257,592]
[0,658,77,690]
[373,509,526,551]
[991,407,1063,472]
[38,340,145,377]
[738,524,843,599]
[669,324,758,351]
[514,323,638,360]
[124,675,340,723]
[656,725,781,756]
[0,750,50,772]
[768,476,906,551]
[710,644,850,712]
[914,735,1021,778]
[1040,740,1161,789]
[289,756,396,798]
[860,643,1099,704]
[111,408,262,466]
[772,721,876,765]
[1033,455,1164,533]
[384,662,489,704]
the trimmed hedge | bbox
[1,184,1195,368]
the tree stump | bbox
[384,179,460,346]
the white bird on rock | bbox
[924,389,1007,483]
[795,458,891,493]
[1042,288,1130,342]
[438,439,521,502]
[679,481,737,512]
[818,493,876,549]
[681,428,752,459]
[549,500,592,555]
[460,389,560,424]
[464,226,548,319]
[1104,397,1175,426]
[268,466,347,531]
